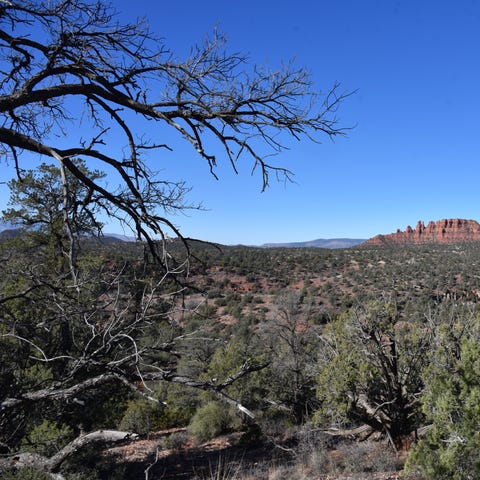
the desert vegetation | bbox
[1,1,480,479]
[3,224,480,478]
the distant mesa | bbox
[363,219,480,246]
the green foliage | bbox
[315,312,362,423]
[119,393,195,435]
[22,419,74,457]
[316,298,428,445]
[61,447,127,480]
[205,338,267,410]
[154,382,199,427]
[0,467,52,480]
[2,162,104,239]
[119,399,164,435]
[407,337,480,479]
[1,164,103,281]
[189,401,240,442]
[156,406,195,430]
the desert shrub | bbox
[214,296,227,307]
[189,401,239,442]
[22,419,74,457]
[162,430,190,450]
[0,467,52,480]
[117,383,197,437]
[155,382,200,427]
[224,303,243,319]
[119,398,164,435]
[157,405,194,430]
[337,441,398,474]
[294,425,334,475]
[61,447,126,480]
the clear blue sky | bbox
[3,1,480,245]
[125,0,479,245]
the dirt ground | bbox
[107,429,407,480]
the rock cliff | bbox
[363,219,480,246]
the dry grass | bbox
[189,426,405,480]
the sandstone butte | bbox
[363,219,480,246]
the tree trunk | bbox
[0,430,138,478]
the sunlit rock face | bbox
[363,219,480,246]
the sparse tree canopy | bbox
[0,2,349,476]
[0,0,348,256]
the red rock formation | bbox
[363,219,480,246]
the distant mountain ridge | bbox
[261,238,366,249]
[0,222,131,242]
[0,221,17,231]
[0,222,368,249]
[363,219,480,246]
[0,222,20,239]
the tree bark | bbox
[0,430,138,478]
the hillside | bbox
[184,242,480,320]
[4,235,480,479]
[118,241,480,478]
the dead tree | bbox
[0,0,348,475]
[0,0,348,253]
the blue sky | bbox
[123,0,480,245]
[3,1,480,245]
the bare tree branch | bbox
[0,0,349,258]
[0,430,138,477]
[0,2,349,474]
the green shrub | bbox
[119,399,163,435]
[214,296,227,307]
[407,338,480,480]
[406,338,480,480]
[188,401,238,442]
[119,397,193,435]
[156,405,194,430]
[23,419,74,457]
[162,430,189,450]
[1,467,52,480]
